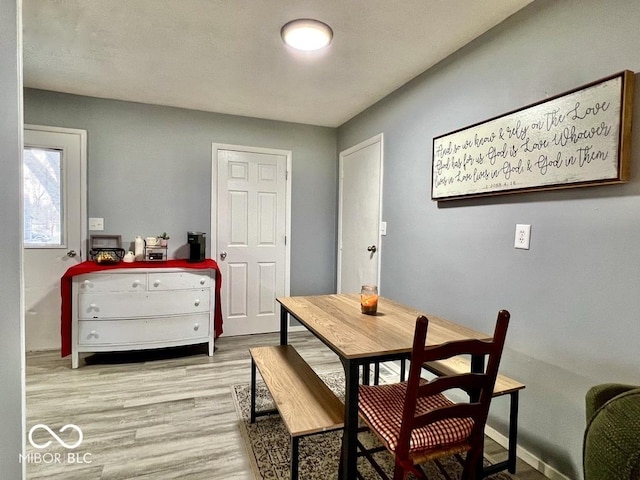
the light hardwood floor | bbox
[26,331,549,479]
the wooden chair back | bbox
[398,310,510,476]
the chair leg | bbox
[357,438,390,480]
[392,461,429,480]
[461,449,482,480]
[392,463,405,480]
[434,459,454,480]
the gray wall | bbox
[0,0,24,476]
[23,89,338,297]
[18,0,640,477]
[338,0,640,477]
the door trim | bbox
[211,143,292,322]
[337,133,384,293]
[24,124,88,260]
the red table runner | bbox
[60,259,223,357]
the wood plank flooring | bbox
[26,331,549,479]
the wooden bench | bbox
[249,345,344,480]
[421,356,526,477]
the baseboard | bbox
[483,425,571,480]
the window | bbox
[23,147,64,247]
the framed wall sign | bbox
[431,70,634,201]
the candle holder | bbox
[361,285,378,315]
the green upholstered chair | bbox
[583,383,640,480]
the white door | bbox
[213,144,290,336]
[23,126,86,351]
[338,134,383,293]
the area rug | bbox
[231,372,515,480]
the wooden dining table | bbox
[277,293,493,480]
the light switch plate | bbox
[89,217,104,231]
[514,224,531,250]
[380,222,387,236]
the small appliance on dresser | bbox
[144,236,167,262]
[188,231,206,262]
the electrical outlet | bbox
[89,217,104,231]
[514,224,531,250]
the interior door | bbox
[214,144,290,336]
[23,126,86,351]
[338,134,383,293]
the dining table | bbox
[277,293,494,480]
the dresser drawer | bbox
[76,273,147,293]
[70,265,216,368]
[78,290,211,319]
[77,314,210,346]
[148,271,211,290]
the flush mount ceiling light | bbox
[281,19,333,51]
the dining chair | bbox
[355,310,510,480]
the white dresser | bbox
[71,267,215,368]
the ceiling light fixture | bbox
[281,19,333,51]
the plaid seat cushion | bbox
[359,380,474,454]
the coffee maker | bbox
[187,232,206,262]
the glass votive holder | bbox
[361,285,378,315]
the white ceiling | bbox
[22,0,534,128]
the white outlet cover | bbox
[514,224,531,250]
[89,217,104,231]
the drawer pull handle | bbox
[194,323,200,331]
[194,299,200,306]
[154,280,161,287]
[200,278,206,285]
[90,303,98,309]
[82,280,91,288]
[133,280,141,287]
[88,330,98,338]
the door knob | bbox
[67,250,77,257]
[220,251,227,260]
[367,245,377,253]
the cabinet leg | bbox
[72,352,79,369]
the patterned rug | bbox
[231,372,515,479]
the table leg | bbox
[507,392,519,473]
[362,363,370,385]
[250,357,257,424]
[339,359,360,480]
[280,306,288,345]
[471,354,485,478]
[480,392,520,477]
[373,362,380,385]
[291,437,299,480]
